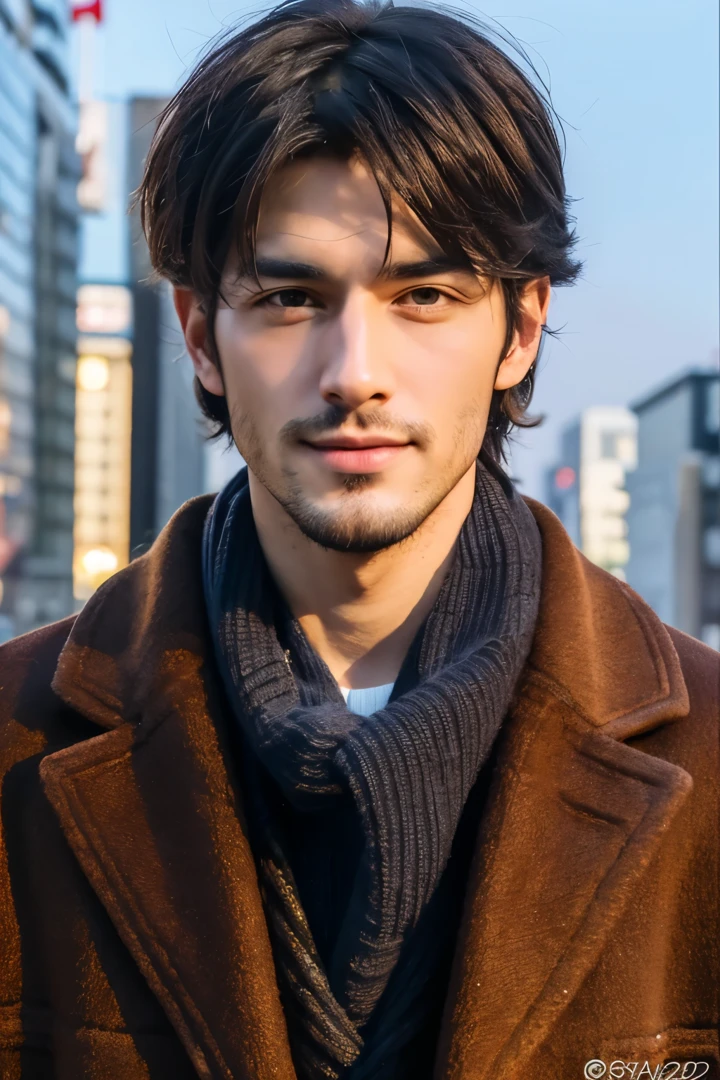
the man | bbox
[1,1,717,1077]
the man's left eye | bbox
[402,287,442,306]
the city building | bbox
[0,0,80,640]
[73,93,238,611]
[545,406,638,579]
[73,283,133,602]
[626,369,720,648]
[126,96,207,556]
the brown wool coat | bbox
[0,495,718,1080]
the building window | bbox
[600,432,617,459]
[703,456,720,490]
[31,3,64,38]
[705,380,720,437]
[704,526,720,569]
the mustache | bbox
[280,405,434,447]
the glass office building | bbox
[126,96,207,557]
[0,0,79,639]
[626,370,720,648]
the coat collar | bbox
[40,493,692,1080]
[48,493,689,743]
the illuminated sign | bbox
[77,285,132,336]
[73,331,133,602]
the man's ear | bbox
[494,276,551,391]
[173,287,225,397]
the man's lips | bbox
[301,436,412,474]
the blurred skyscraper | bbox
[626,369,720,648]
[71,93,241,608]
[73,283,133,601]
[0,0,80,640]
[126,95,207,556]
[545,406,637,579]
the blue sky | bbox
[77,0,719,497]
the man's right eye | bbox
[262,289,313,308]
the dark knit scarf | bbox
[202,460,542,1079]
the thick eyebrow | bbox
[380,256,477,281]
[252,257,326,281]
[248,254,477,284]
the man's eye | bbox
[264,289,312,308]
[411,287,440,305]
[398,287,443,307]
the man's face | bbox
[179,156,547,552]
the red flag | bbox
[71,0,103,22]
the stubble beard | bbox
[232,405,481,554]
[275,467,441,553]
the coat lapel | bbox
[434,500,693,1079]
[40,639,295,1080]
[433,681,692,1079]
[41,496,297,1080]
[40,643,297,1080]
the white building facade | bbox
[546,406,637,580]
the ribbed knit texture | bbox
[202,460,542,1078]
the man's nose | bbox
[318,292,395,410]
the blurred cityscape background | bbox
[0,0,717,645]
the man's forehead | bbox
[253,155,444,267]
[252,222,442,272]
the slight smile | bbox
[301,435,412,474]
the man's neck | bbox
[249,464,477,690]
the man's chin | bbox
[299,529,408,555]
[281,492,427,554]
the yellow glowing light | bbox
[77,355,110,392]
[81,547,119,576]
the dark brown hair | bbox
[138,0,581,464]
